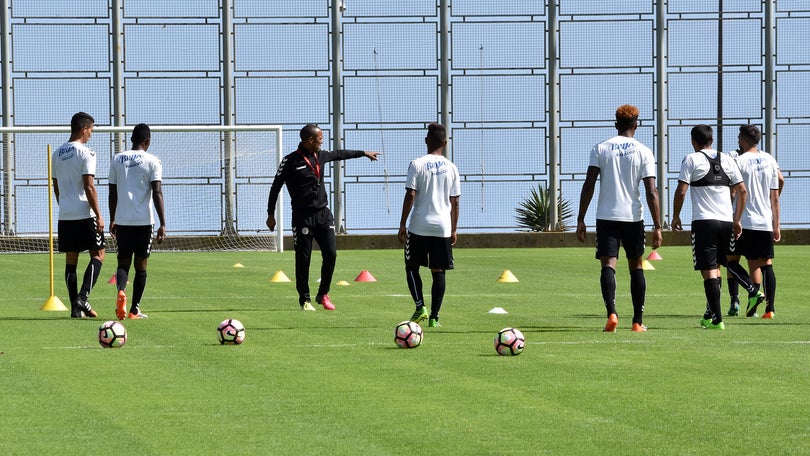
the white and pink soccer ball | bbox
[394,321,422,348]
[217,319,246,345]
[98,320,127,348]
[494,327,525,356]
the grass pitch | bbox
[1,246,809,455]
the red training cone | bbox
[647,250,663,261]
[107,274,117,284]
[354,270,377,282]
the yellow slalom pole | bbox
[42,144,67,311]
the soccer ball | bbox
[98,320,127,348]
[394,320,422,348]
[217,319,246,345]
[494,327,525,356]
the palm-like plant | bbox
[515,184,573,232]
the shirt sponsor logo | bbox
[428,161,447,175]
[57,145,76,160]
[118,155,144,168]
[610,142,637,157]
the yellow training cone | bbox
[497,270,519,283]
[270,270,291,282]
[642,260,655,270]
[233,263,244,268]
[336,280,350,286]
[41,295,68,311]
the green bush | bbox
[515,184,573,232]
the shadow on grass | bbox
[157,308,287,313]
[0,316,75,321]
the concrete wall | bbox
[283,229,810,251]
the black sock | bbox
[629,269,646,325]
[79,258,103,300]
[761,264,776,312]
[727,276,739,303]
[116,266,129,293]
[726,261,755,294]
[131,270,147,314]
[129,271,146,315]
[430,271,446,320]
[600,267,617,317]
[749,282,761,299]
[704,278,722,323]
[64,264,78,304]
[406,267,424,308]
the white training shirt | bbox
[678,149,743,222]
[51,141,97,220]
[735,151,780,231]
[589,136,656,222]
[405,154,461,237]
[109,149,163,226]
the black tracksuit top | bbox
[267,144,365,217]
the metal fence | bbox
[1,0,808,238]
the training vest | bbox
[691,151,731,187]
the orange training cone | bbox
[647,251,663,261]
[354,270,377,282]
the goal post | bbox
[0,124,284,253]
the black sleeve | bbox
[318,149,365,163]
[267,156,287,214]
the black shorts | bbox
[404,232,454,270]
[594,219,646,259]
[58,218,105,253]
[732,228,774,260]
[691,219,733,271]
[115,225,154,259]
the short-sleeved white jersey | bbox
[51,141,97,220]
[589,136,656,222]
[735,151,780,231]
[405,154,461,237]
[109,150,163,226]
[678,149,743,222]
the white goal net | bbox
[0,125,284,253]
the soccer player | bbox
[722,145,783,316]
[108,123,166,319]
[726,124,782,318]
[576,104,663,333]
[266,124,380,311]
[399,123,460,328]
[51,112,105,318]
[672,124,762,330]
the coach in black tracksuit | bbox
[266,123,380,311]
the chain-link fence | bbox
[1,0,807,238]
